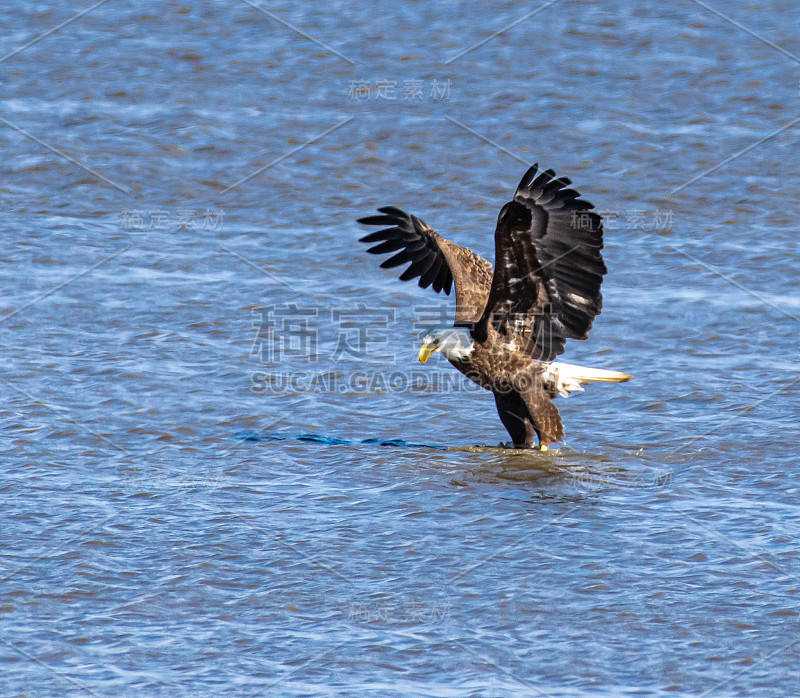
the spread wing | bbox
[357,206,493,326]
[477,164,606,361]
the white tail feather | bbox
[543,362,633,398]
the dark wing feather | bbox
[478,163,606,361]
[358,207,492,326]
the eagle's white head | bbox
[418,328,475,363]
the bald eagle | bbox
[358,164,631,450]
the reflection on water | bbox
[1,0,799,694]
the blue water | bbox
[1,0,799,695]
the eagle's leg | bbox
[493,391,537,449]
[520,386,565,451]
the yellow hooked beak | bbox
[418,341,437,364]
